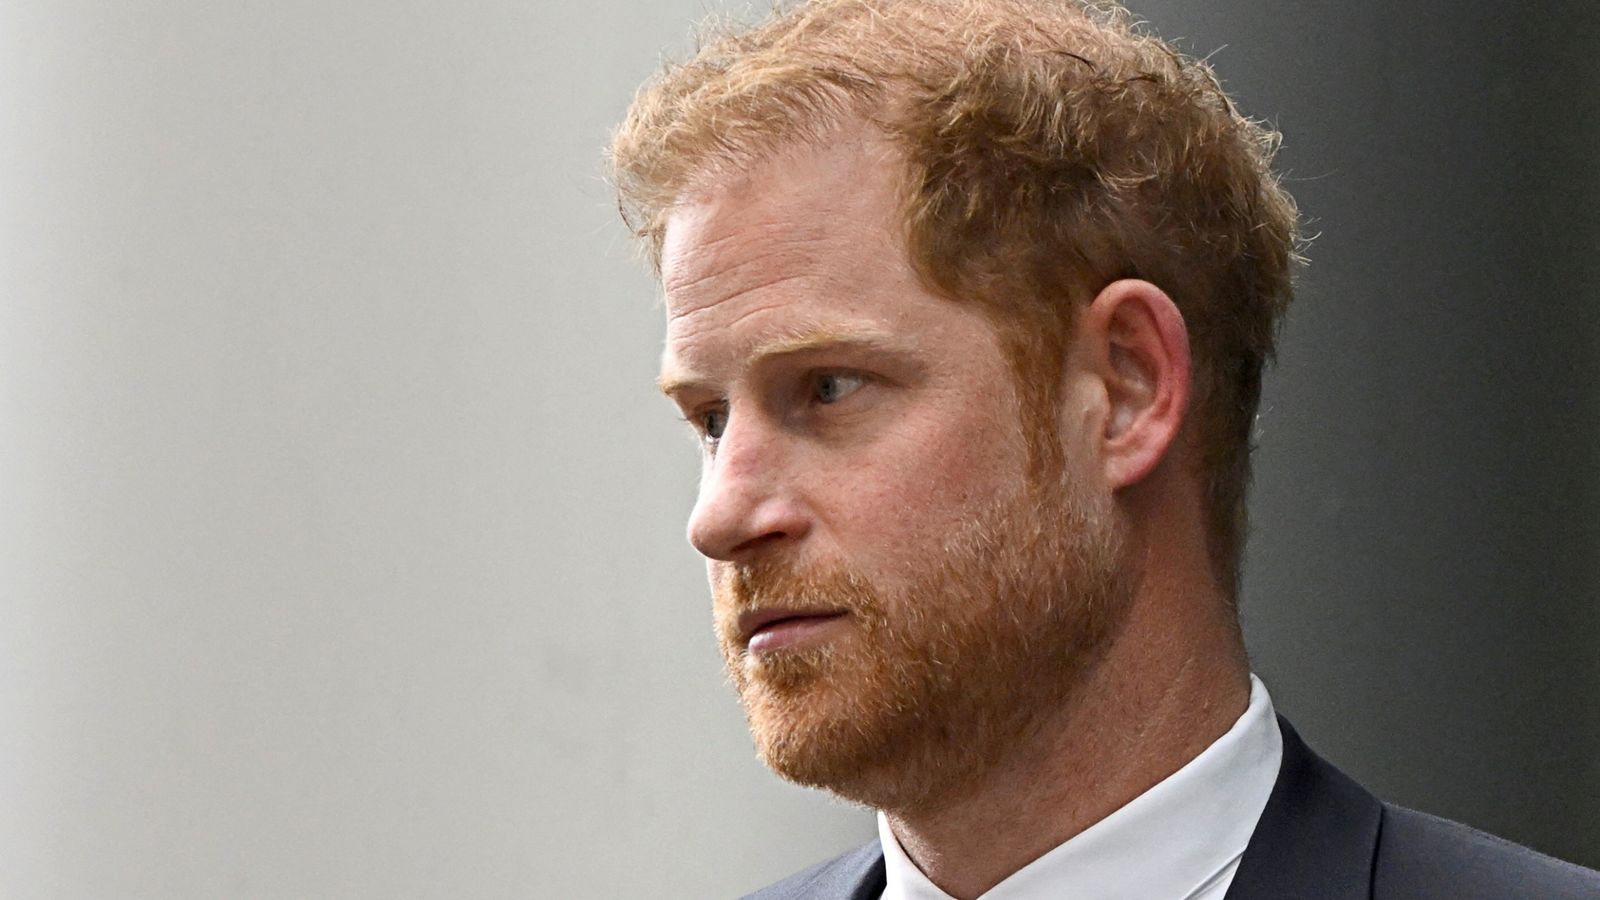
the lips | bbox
[737,608,848,647]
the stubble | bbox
[712,472,1132,815]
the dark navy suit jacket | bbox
[743,718,1600,899]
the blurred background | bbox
[1,1,1595,896]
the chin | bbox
[737,646,899,800]
[747,701,909,807]
[735,645,982,812]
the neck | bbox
[881,577,1251,900]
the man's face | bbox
[657,132,1130,812]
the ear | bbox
[1074,279,1192,490]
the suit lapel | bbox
[741,841,885,900]
[815,843,884,900]
[1224,716,1382,900]
[837,847,886,900]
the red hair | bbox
[610,0,1302,590]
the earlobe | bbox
[1083,279,1192,490]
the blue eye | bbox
[702,408,728,440]
[815,372,865,404]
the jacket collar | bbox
[766,715,1382,900]
[742,841,884,900]
[1223,716,1382,900]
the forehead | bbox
[656,134,971,380]
[660,134,904,321]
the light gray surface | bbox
[1,2,1595,898]
[1,2,871,897]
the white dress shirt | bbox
[878,674,1282,900]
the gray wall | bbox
[1,2,873,897]
[0,1,1593,897]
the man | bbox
[609,1,1600,897]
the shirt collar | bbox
[878,674,1283,900]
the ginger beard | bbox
[712,467,1133,814]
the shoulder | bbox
[1375,803,1600,899]
[740,841,885,900]
[1232,717,1600,900]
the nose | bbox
[686,417,809,561]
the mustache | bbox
[713,561,880,626]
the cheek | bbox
[823,411,1025,548]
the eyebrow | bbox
[656,326,905,400]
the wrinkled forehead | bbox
[659,195,837,323]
